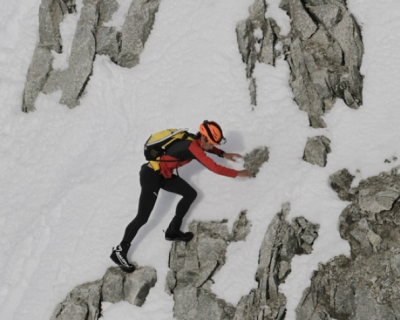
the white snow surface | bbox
[1,0,400,320]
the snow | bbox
[1,0,400,320]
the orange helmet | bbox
[199,120,226,145]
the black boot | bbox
[165,216,194,242]
[110,242,136,273]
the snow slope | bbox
[1,0,400,319]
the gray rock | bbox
[118,0,161,68]
[303,136,331,167]
[59,1,98,107]
[167,208,316,320]
[96,26,120,62]
[51,280,102,320]
[168,215,251,320]
[102,267,125,303]
[52,265,157,320]
[234,203,319,320]
[282,0,364,127]
[243,146,269,177]
[22,47,54,112]
[236,0,278,106]
[329,168,355,201]
[23,0,160,111]
[289,0,317,40]
[124,266,157,306]
[39,0,65,53]
[231,210,251,242]
[298,169,400,319]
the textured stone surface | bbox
[329,168,355,201]
[296,169,400,319]
[51,266,156,320]
[236,0,279,106]
[303,136,331,167]
[167,206,318,320]
[243,146,269,176]
[23,0,160,111]
[283,0,363,128]
[118,0,160,68]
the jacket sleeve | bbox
[208,146,225,158]
[189,142,238,178]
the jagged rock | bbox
[236,0,279,106]
[243,146,269,176]
[303,136,331,167]
[42,0,99,108]
[234,203,318,320]
[96,26,120,62]
[22,0,71,112]
[124,266,157,306]
[102,267,125,303]
[39,0,66,53]
[282,0,364,127]
[51,280,102,320]
[329,168,355,201]
[297,169,400,319]
[118,0,161,68]
[169,204,318,320]
[22,47,54,112]
[231,210,251,242]
[168,213,251,320]
[288,0,317,40]
[52,266,156,320]
[23,0,160,111]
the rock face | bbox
[236,0,279,107]
[296,168,400,319]
[51,266,157,320]
[237,0,363,127]
[234,204,319,320]
[167,206,319,320]
[282,0,363,128]
[23,0,160,111]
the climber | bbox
[110,120,252,272]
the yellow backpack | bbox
[144,128,195,170]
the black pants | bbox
[121,164,197,244]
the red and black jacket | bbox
[157,138,238,179]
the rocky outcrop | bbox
[51,266,156,320]
[329,168,355,201]
[243,146,269,177]
[296,168,400,319]
[167,206,319,320]
[236,0,279,107]
[282,0,363,128]
[23,0,160,111]
[303,136,331,167]
[237,0,363,127]
[233,203,319,320]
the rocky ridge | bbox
[23,0,160,111]
[296,167,400,319]
[51,266,157,320]
[163,205,318,320]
